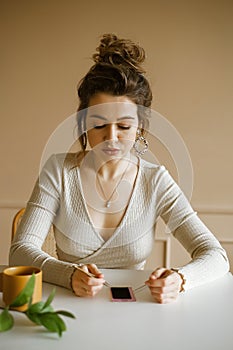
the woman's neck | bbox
[97,157,131,180]
[80,150,139,181]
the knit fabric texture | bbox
[10,153,229,290]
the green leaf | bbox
[26,300,54,325]
[26,312,42,325]
[1,280,75,337]
[0,308,14,332]
[43,288,56,310]
[27,301,44,313]
[26,301,54,318]
[38,313,66,337]
[56,310,76,319]
[40,305,54,313]
[27,296,33,309]
[10,273,35,307]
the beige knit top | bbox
[9,153,229,291]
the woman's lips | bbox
[102,148,120,156]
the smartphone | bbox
[110,287,136,302]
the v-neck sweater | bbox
[9,153,229,291]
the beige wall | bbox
[1,0,233,268]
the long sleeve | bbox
[9,154,75,289]
[155,165,229,290]
[172,216,229,290]
[9,155,230,291]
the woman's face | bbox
[86,93,139,159]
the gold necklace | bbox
[96,163,130,208]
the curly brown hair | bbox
[77,34,153,151]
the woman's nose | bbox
[104,124,118,141]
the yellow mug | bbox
[0,266,42,311]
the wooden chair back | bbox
[11,208,58,258]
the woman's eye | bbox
[93,124,106,129]
[118,124,131,130]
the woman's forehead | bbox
[86,102,138,120]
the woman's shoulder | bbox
[138,158,173,186]
[139,157,166,173]
[44,152,85,170]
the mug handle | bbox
[0,272,3,292]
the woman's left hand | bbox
[145,267,183,304]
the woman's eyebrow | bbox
[117,116,136,121]
[88,115,136,121]
[89,114,107,120]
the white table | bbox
[1,268,233,350]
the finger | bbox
[147,274,182,304]
[85,283,104,296]
[146,269,178,287]
[150,283,181,296]
[77,266,105,286]
[149,282,179,295]
[145,268,168,284]
[87,264,104,278]
[146,274,173,288]
[71,267,103,296]
[82,274,105,286]
[73,279,104,297]
[150,271,182,290]
[79,283,104,297]
[153,293,178,304]
[149,280,181,294]
[152,289,179,303]
[151,267,168,279]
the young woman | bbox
[10,34,229,303]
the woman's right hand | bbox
[71,264,105,297]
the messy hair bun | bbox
[93,33,146,74]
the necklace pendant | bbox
[106,201,111,208]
